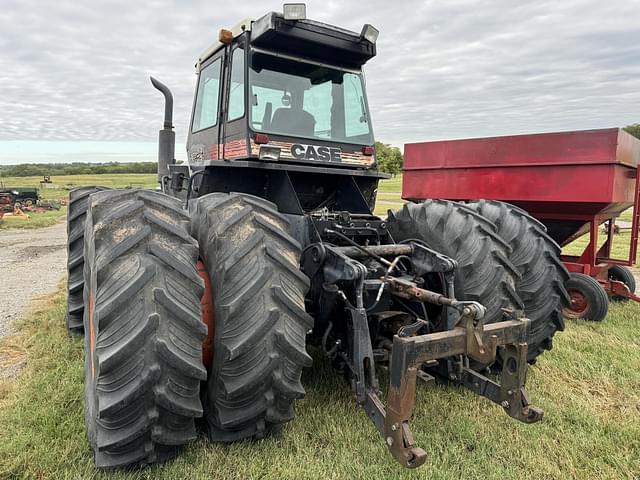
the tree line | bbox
[0,162,158,178]
[0,147,405,178]
[375,142,403,176]
[2,126,636,180]
[624,124,640,140]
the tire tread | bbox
[190,192,311,441]
[465,200,570,360]
[83,189,205,468]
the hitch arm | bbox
[363,311,543,468]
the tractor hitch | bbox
[302,240,543,469]
[362,293,542,468]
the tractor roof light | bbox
[360,24,379,44]
[283,3,306,20]
[218,29,233,44]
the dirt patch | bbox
[0,220,67,377]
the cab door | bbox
[187,48,226,165]
[220,40,248,160]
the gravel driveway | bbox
[0,221,67,339]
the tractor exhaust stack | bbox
[150,76,175,184]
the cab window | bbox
[192,58,222,132]
[249,51,373,145]
[227,47,245,121]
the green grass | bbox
[375,176,405,216]
[0,174,157,230]
[1,173,403,225]
[0,288,638,479]
[560,208,638,261]
[0,209,66,230]
[563,230,638,260]
[0,174,157,201]
[0,173,639,478]
[377,175,402,194]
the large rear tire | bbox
[83,189,206,468]
[387,200,523,344]
[66,186,109,334]
[190,192,313,441]
[465,200,569,362]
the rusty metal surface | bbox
[387,277,457,307]
[364,294,540,468]
[606,279,640,302]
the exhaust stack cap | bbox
[283,3,306,20]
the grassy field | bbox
[0,209,67,230]
[0,172,639,478]
[562,222,636,260]
[0,174,158,200]
[0,174,157,230]
[1,172,636,262]
[0,287,638,479]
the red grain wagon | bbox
[402,128,640,320]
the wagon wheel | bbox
[562,273,609,321]
[608,265,636,301]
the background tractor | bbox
[66,4,568,470]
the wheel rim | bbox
[197,260,216,370]
[563,288,589,318]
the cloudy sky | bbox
[0,0,638,164]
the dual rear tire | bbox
[83,190,206,467]
[79,190,311,468]
[190,193,312,441]
[66,186,110,334]
[464,200,570,359]
[387,199,570,363]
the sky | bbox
[0,0,638,164]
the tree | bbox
[375,141,403,176]
[624,124,640,140]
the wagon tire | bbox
[465,200,570,362]
[83,189,206,468]
[563,273,609,321]
[66,186,110,334]
[608,265,636,301]
[190,192,312,442]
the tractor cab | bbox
[187,7,379,168]
[156,5,387,215]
